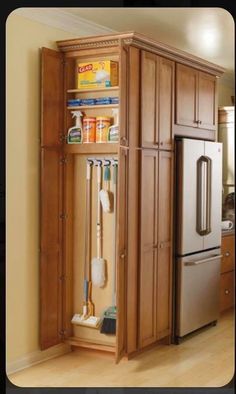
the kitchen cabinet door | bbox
[221,235,235,274]
[139,150,158,348]
[40,148,63,350]
[198,72,216,131]
[157,151,173,339]
[40,48,64,350]
[159,58,174,150]
[116,147,128,363]
[176,63,198,128]
[220,271,234,311]
[41,48,64,147]
[141,51,159,148]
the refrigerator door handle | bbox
[185,254,223,266]
[197,156,212,236]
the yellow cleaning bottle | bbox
[67,111,83,144]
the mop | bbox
[71,159,100,328]
[100,161,118,334]
[91,160,106,288]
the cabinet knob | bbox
[225,251,230,257]
[120,253,126,259]
[198,120,202,125]
[225,289,230,295]
[160,142,163,146]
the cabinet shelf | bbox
[67,86,119,93]
[67,104,119,110]
[64,143,119,155]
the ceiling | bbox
[61,7,234,85]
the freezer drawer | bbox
[176,249,221,337]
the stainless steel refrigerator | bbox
[175,138,222,341]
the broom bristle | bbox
[100,317,116,334]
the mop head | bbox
[99,189,111,213]
[71,314,101,328]
[100,306,116,334]
[91,257,106,287]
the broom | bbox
[100,161,118,334]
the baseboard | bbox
[7,343,71,376]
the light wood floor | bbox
[9,309,234,388]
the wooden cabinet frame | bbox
[40,32,224,360]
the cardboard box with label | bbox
[78,61,118,89]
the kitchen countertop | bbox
[222,229,235,237]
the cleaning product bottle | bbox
[108,109,119,143]
[67,111,83,144]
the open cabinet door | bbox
[115,147,128,362]
[115,42,129,362]
[40,48,64,349]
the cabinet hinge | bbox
[120,249,126,259]
[59,275,67,281]
[120,136,128,146]
[59,329,67,338]
[59,133,67,143]
[60,157,67,164]
[59,213,68,220]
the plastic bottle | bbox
[67,111,83,144]
[108,109,119,143]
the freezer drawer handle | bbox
[185,254,223,266]
[196,155,212,236]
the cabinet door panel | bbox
[198,72,216,130]
[158,151,173,244]
[116,147,128,363]
[141,51,158,147]
[41,48,63,147]
[176,64,198,128]
[220,271,234,312]
[139,150,158,348]
[157,247,171,338]
[157,151,173,338]
[40,148,63,349]
[159,58,174,150]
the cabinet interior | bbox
[72,155,117,345]
[64,52,120,348]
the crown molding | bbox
[13,8,116,36]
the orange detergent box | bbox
[78,61,118,89]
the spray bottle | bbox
[67,111,83,144]
[108,109,119,143]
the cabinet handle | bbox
[225,251,230,257]
[225,289,230,295]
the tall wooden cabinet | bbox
[40,32,224,361]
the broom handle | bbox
[85,161,92,280]
[97,163,102,259]
[112,163,118,306]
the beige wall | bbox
[218,81,234,106]
[6,13,73,366]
